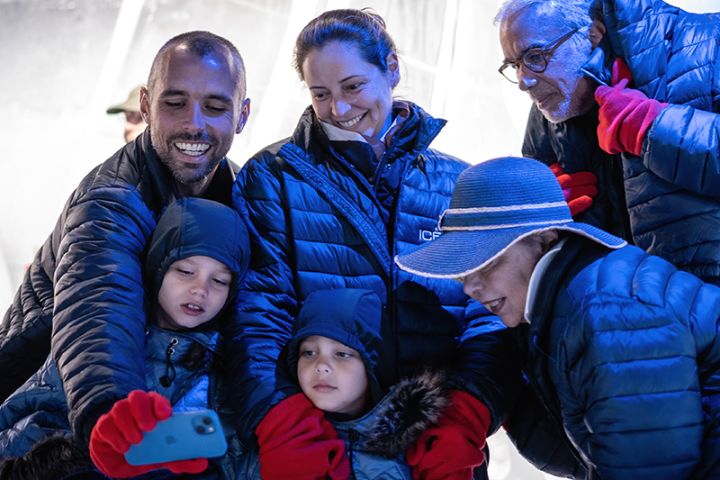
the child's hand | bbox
[407,390,489,479]
[89,390,208,478]
[255,393,350,480]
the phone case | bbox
[124,409,227,466]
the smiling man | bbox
[496,0,720,286]
[495,0,632,245]
[0,30,250,476]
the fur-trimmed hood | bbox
[334,369,449,458]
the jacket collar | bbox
[580,42,613,87]
[139,129,237,210]
[290,101,446,162]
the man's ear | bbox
[236,98,251,135]
[588,19,606,49]
[139,87,151,124]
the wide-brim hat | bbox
[106,84,144,114]
[395,157,626,279]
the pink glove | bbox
[406,390,490,480]
[595,58,668,156]
[89,390,208,478]
[549,163,597,217]
[255,393,351,480]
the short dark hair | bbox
[293,9,397,80]
[147,30,247,99]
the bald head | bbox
[148,31,247,102]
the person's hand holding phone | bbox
[89,390,209,478]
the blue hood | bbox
[144,197,250,324]
[286,288,385,406]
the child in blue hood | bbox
[0,198,250,479]
[246,288,488,480]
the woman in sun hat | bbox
[396,156,720,480]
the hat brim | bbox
[395,223,626,279]
[106,102,139,114]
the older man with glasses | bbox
[495,0,720,288]
[495,0,632,247]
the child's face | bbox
[156,255,231,330]
[297,335,369,417]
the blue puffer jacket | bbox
[0,131,237,443]
[230,102,519,441]
[523,235,720,479]
[587,0,720,284]
[0,326,219,456]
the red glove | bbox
[595,58,668,156]
[549,163,597,217]
[406,390,490,480]
[89,390,208,478]
[255,393,351,480]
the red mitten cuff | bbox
[89,390,207,478]
[407,390,490,480]
[256,393,350,480]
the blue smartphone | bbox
[124,409,227,466]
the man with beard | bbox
[495,0,632,245]
[0,30,250,476]
[495,0,720,285]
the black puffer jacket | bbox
[522,103,632,241]
[0,131,237,442]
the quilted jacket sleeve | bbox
[51,184,155,443]
[643,105,720,200]
[557,249,713,478]
[600,0,720,199]
[504,378,588,479]
[227,154,298,442]
[452,300,523,433]
[0,229,60,401]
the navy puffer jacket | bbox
[0,131,237,443]
[229,103,519,441]
[593,0,720,284]
[523,236,720,479]
[522,104,632,242]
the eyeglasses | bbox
[498,28,579,84]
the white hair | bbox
[494,0,595,30]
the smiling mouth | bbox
[175,142,210,157]
[337,113,364,129]
[482,297,505,315]
[181,303,205,316]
